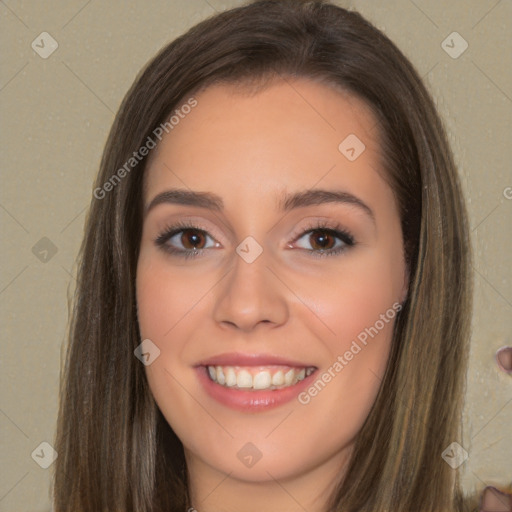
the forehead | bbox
[143,77,385,207]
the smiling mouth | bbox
[205,365,317,391]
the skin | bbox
[136,77,409,512]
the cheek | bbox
[136,255,213,341]
[136,258,207,435]
[298,250,400,427]
[313,252,401,351]
[136,258,195,396]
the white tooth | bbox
[272,370,284,386]
[253,371,272,390]
[237,369,253,388]
[208,366,217,381]
[225,367,237,387]
[216,366,226,385]
[284,369,295,386]
[211,366,309,390]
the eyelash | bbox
[154,220,356,260]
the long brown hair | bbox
[53,1,479,510]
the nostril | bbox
[495,346,512,375]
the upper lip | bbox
[196,352,316,368]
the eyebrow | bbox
[144,188,375,223]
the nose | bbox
[212,245,289,333]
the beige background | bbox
[1,0,511,510]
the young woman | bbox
[53,1,501,510]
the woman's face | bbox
[136,78,408,489]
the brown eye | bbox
[155,224,217,258]
[292,224,355,259]
[180,229,207,250]
[308,230,336,251]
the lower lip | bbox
[195,366,316,412]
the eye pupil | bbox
[311,230,334,250]
[182,229,205,249]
